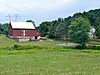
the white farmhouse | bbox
[89,26,96,39]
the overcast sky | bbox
[0,0,100,25]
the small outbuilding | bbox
[8,22,40,42]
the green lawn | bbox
[0,35,100,75]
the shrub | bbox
[94,46,100,50]
[5,44,48,50]
[75,44,86,50]
[13,44,22,50]
[75,45,83,50]
[87,45,100,50]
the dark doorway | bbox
[35,36,37,39]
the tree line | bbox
[0,23,9,35]
[0,9,100,39]
[37,9,100,39]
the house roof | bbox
[10,22,35,29]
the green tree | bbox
[54,23,66,38]
[0,24,3,34]
[1,23,9,35]
[85,9,100,38]
[48,20,59,38]
[64,16,72,38]
[69,14,90,49]
[94,17,100,38]
[96,24,100,38]
[39,21,52,37]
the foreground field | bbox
[0,35,100,75]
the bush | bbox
[87,45,100,50]
[75,45,83,50]
[13,44,22,50]
[94,46,100,50]
[75,44,86,50]
[5,44,48,50]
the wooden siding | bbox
[12,29,40,38]
[8,24,40,39]
[8,25,13,36]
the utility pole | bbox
[14,14,20,22]
[5,14,20,22]
[5,14,12,22]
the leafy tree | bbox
[85,9,100,38]
[54,23,66,38]
[94,17,100,38]
[69,13,90,49]
[64,16,72,38]
[1,23,9,35]
[39,21,52,37]
[48,20,58,38]
[0,23,9,35]
[58,18,64,22]
[96,24,100,38]
[38,17,71,39]
[0,24,3,34]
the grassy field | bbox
[0,35,100,75]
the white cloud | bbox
[0,0,100,25]
[36,0,75,9]
[0,0,75,13]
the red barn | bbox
[8,22,40,42]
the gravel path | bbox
[57,43,78,47]
[58,43,100,47]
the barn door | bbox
[22,30,27,36]
[23,30,25,36]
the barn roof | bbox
[10,22,35,29]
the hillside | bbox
[0,35,17,48]
[37,8,100,39]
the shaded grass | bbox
[88,39,100,45]
[0,35,17,48]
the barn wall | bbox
[12,29,40,38]
[13,29,22,38]
[27,30,40,37]
[8,25,13,36]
